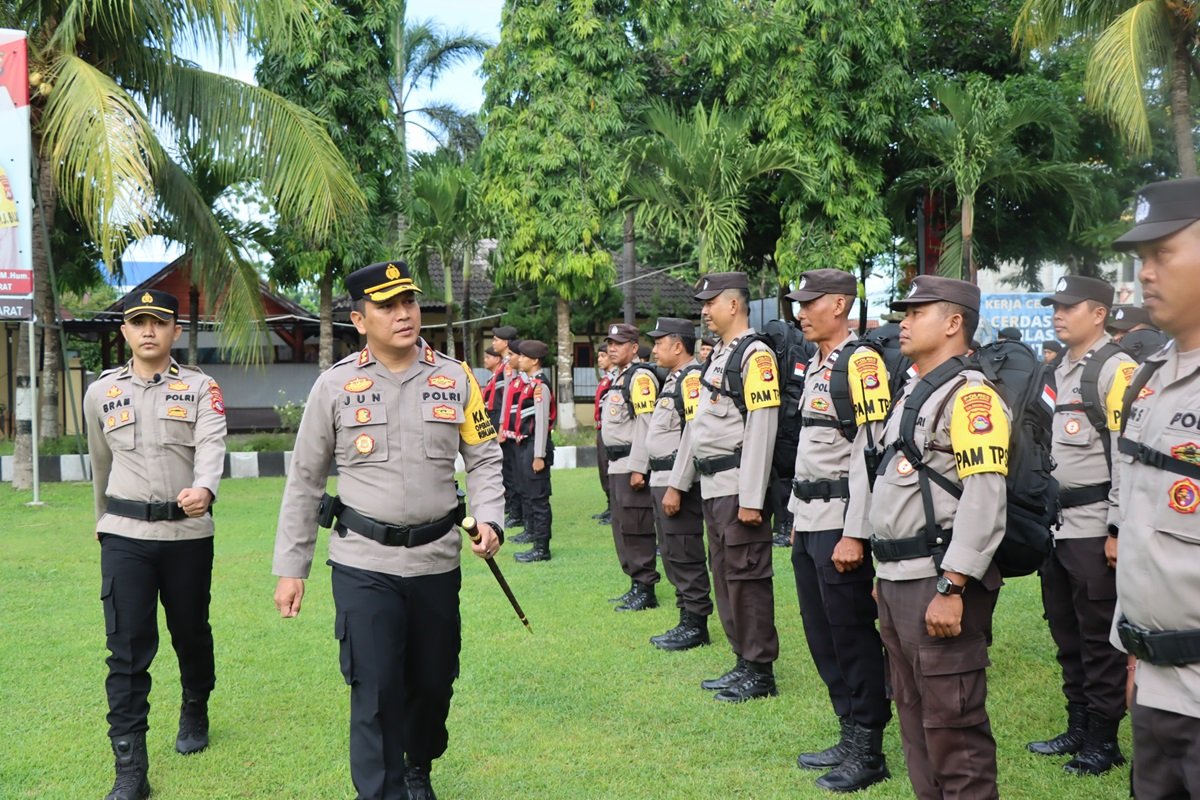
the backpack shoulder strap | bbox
[828,339,887,441]
[699,334,765,416]
[1119,358,1165,436]
[619,363,660,418]
[672,363,704,423]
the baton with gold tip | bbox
[462,516,532,633]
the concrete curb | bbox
[1,446,600,483]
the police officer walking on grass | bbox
[272,261,504,800]
[785,270,891,792]
[642,317,713,651]
[601,322,663,611]
[84,290,227,800]
[510,338,555,563]
[1027,275,1133,775]
[1108,178,1200,798]
[664,272,782,702]
[848,276,1008,799]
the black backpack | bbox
[617,361,662,418]
[1118,328,1170,363]
[827,327,915,441]
[659,363,704,425]
[887,341,1057,578]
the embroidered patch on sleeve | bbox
[1106,361,1138,431]
[681,372,702,422]
[950,385,1009,478]
[742,350,781,411]
[631,372,657,415]
[847,350,891,425]
[459,363,497,445]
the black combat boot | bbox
[404,763,437,800]
[701,658,748,691]
[615,582,658,611]
[510,530,536,544]
[597,509,612,524]
[1028,702,1088,756]
[815,724,890,792]
[798,716,853,770]
[608,579,636,604]
[650,610,710,651]
[105,733,150,800]
[175,689,210,754]
[591,506,610,520]
[1064,714,1125,776]
[514,543,551,562]
[714,661,778,702]
[504,513,523,530]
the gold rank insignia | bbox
[961,391,995,434]
[428,375,457,390]
[106,386,122,398]
[354,433,375,454]
[358,347,371,366]
[424,346,436,364]
[120,410,130,423]
[168,381,189,391]
[1168,479,1200,514]
[141,292,153,303]
[386,263,401,280]
[344,376,374,393]
[433,404,457,420]
[355,408,372,424]
[107,416,116,427]
[167,406,187,418]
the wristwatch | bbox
[485,522,505,545]
[936,575,965,596]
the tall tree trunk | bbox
[622,210,635,324]
[462,246,475,363]
[442,254,457,359]
[555,296,577,432]
[961,194,977,284]
[319,267,334,371]
[1172,37,1197,178]
[188,281,200,366]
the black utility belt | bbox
[1058,482,1112,510]
[1118,617,1200,667]
[605,444,632,460]
[792,477,850,502]
[871,529,951,565]
[649,454,676,471]
[694,450,741,476]
[319,493,462,548]
[106,497,203,522]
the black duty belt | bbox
[321,494,461,548]
[792,477,850,502]
[871,529,952,565]
[1058,482,1112,510]
[1118,617,1200,666]
[649,454,676,471]
[694,449,741,476]
[106,497,197,522]
[605,444,632,460]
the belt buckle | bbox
[148,503,168,522]
[1119,620,1150,660]
[384,525,411,547]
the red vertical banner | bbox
[0,29,33,319]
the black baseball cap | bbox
[1040,275,1114,308]
[890,276,981,312]
[1113,178,1200,251]
[694,272,749,301]
[1107,305,1153,332]
[124,289,178,322]
[997,327,1022,341]
[646,317,695,339]
[346,261,422,302]
[786,269,857,301]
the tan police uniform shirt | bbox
[668,329,780,508]
[1113,343,1200,718]
[84,360,227,540]
[601,362,657,476]
[788,334,892,535]
[644,359,701,489]
[1053,335,1135,538]
[272,340,504,579]
[853,368,1009,582]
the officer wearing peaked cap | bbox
[665,272,782,702]
[1029,274,1133,774]
[272,260,505,800]
[85,289,228,800]
[846,275,1009,798]
[1108,178,1200,798]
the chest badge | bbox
[168,381,190,391]
[433,404,457,421]
[355,408,372,424]
[166,406,187,419]
[344,376,374,393]
[428,375,457,390]
[1064,419,1082,436]
[961,391,995,434]
[1168,479,1200,514]
[896,456,914,476]
[354,433,375,455]
[105,385,122,399]
[1171,442,1200,466]
[810,397,830,412]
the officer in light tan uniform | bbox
[84,289,227,800]
[665,271,781,702]
[1028,275,1133,774]
[642,317,712,651]
[785,269,891,792]
[601,322,661,611]
[1109,177,1200,798]
[848,276,1009,800]
[272,261,503,800]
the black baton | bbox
[462,516,533,633]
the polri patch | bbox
[961,391,995,434]
[355,408,372,424]
[209,381,225,415]
[1064,419,1082,436]
[1168,479,1200,514]
[354,433,375,455]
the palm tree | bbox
[3,0,365,489]
[896,75,1097,283]
[1015,0,1199,176]
[625,100,811,274]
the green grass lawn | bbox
[1,471,1131,799]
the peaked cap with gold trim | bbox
[346,260,423,302]
[123,289,178,321]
